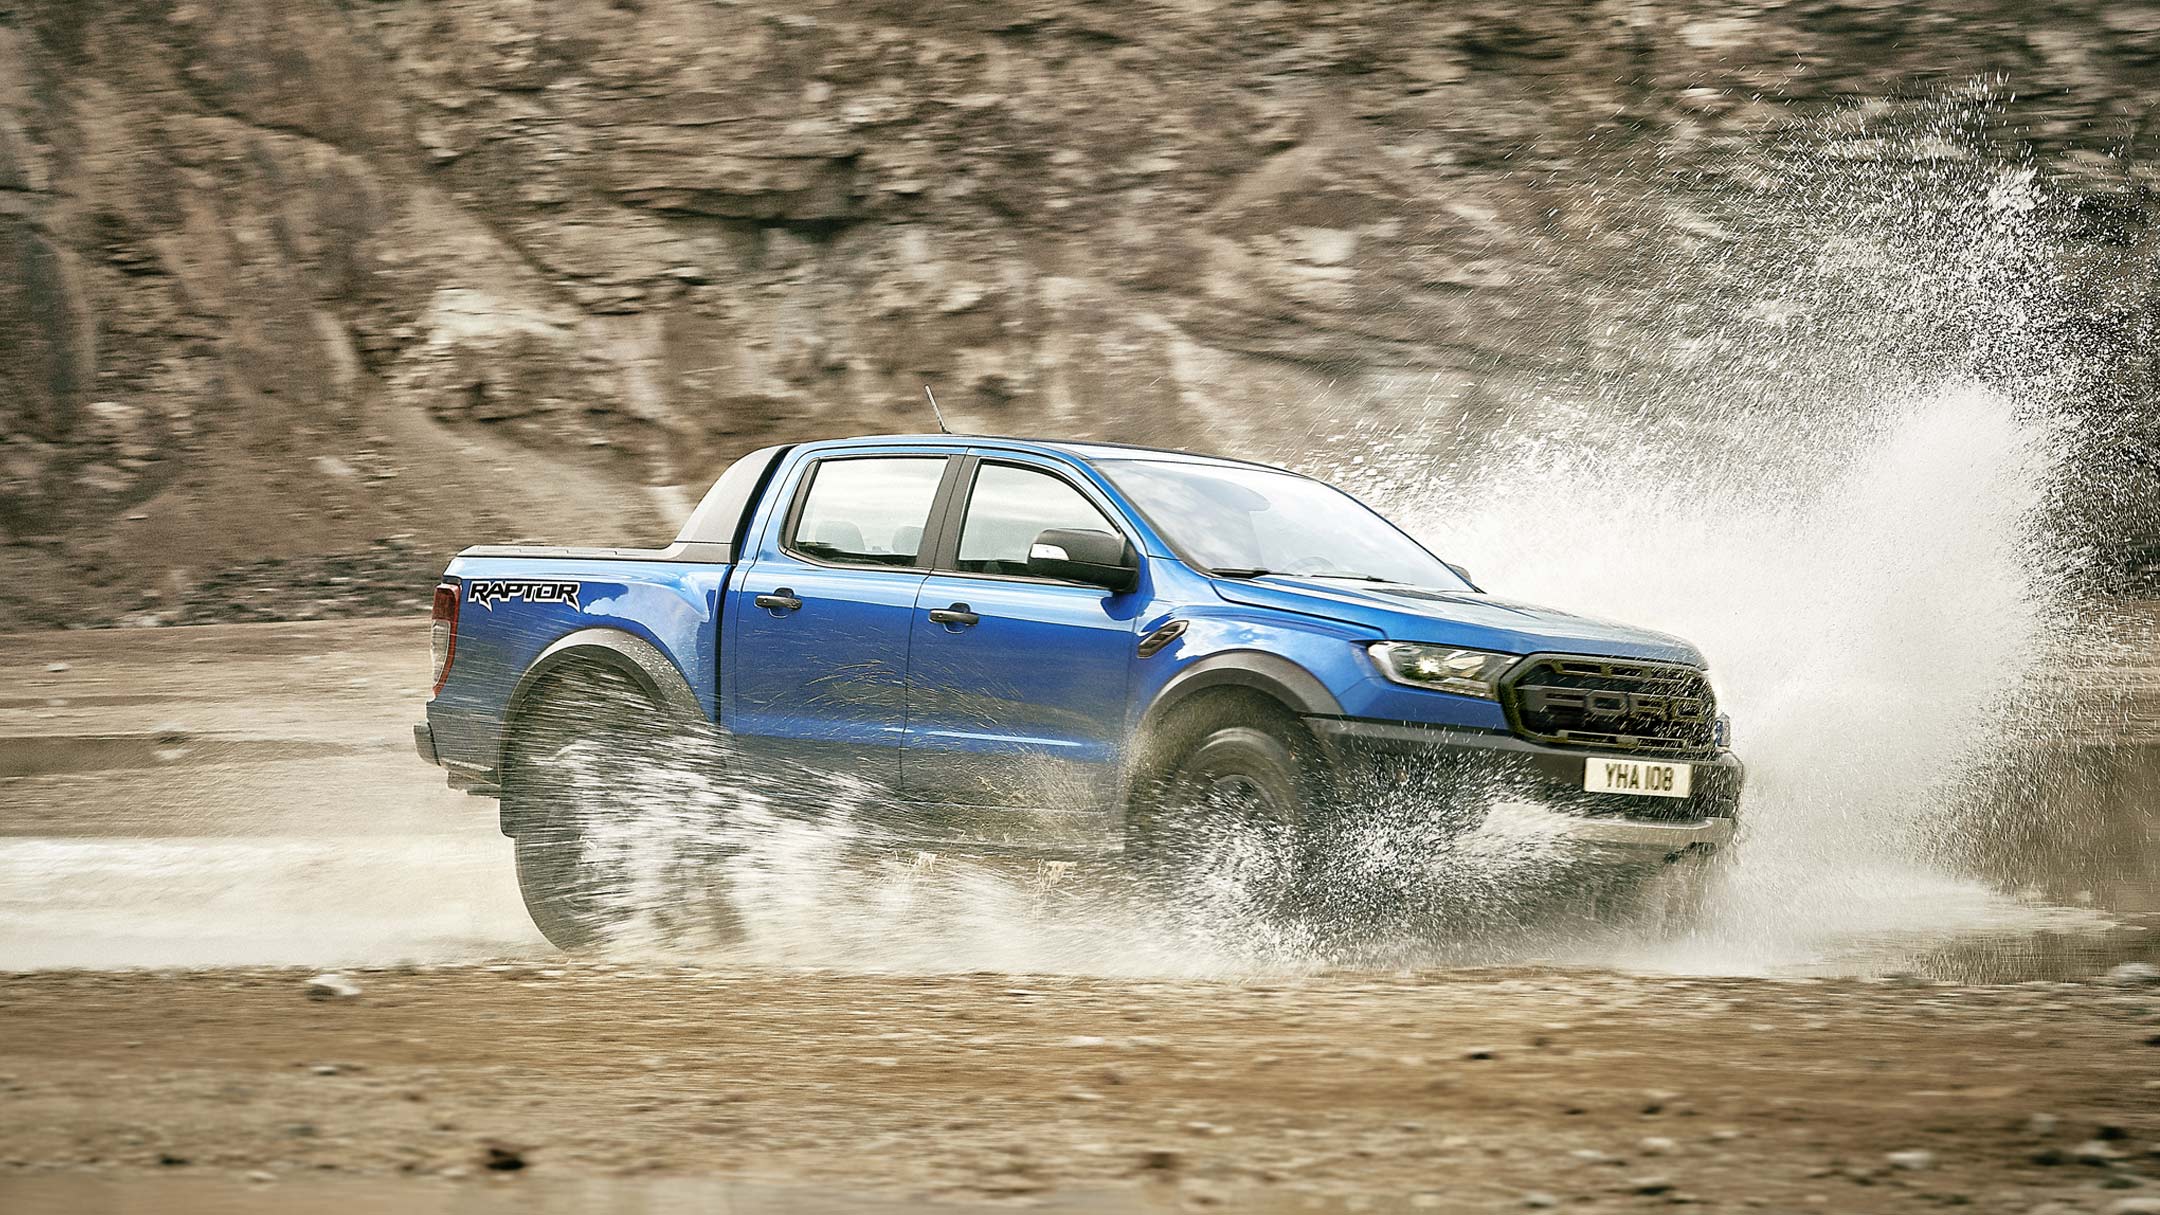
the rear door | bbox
[727,450,960,787]
[901,454,1142,815]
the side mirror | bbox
[1027,528,1139,592]
[1444,561,1481,592]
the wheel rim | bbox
[1201,772,1276,817]
[1159,757,1296,868]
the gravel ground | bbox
[1,965,2157,1212]
[5,622,2160,1212]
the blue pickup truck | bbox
[416,434,1742,947]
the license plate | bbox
[1584,757,1692,799]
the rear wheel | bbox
[501,665,737,951]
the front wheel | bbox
[501,665,737,951]
[1126,705,1326,923]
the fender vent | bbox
[1137,619,1188,658]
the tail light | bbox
[430,583,460,696]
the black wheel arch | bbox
[494,628,704,837]
[505,628,704,731]
[1139,651,1341,733]
[1128,652,1343,800]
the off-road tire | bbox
[1126,698,1328,920]
[501,665,736,950]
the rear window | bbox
[787,457,947,567]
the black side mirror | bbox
[1027,528,1139,592]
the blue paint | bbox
[426,435,1728,811]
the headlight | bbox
[1366,642,1515,699]
[1713,713,1733,749]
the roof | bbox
[794,433,1289,472]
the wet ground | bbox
[4,617,2157,979]
[0,620,540,969]
[2,618,2159,1212]
[0,1172,1163,1214]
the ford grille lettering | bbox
[1518,686,1709,724]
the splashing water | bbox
[16,91,2136,978]
[1364,384,2094,972]
[550,90,2149,979]
[1307,90,2145,973]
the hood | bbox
[1209,576,1706,666]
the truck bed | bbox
[423,548,734,785]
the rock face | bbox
[1,1,2156,623]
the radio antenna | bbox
[924,385,952,435]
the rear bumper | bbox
[416,717,501,797]
[1305,716,1743,857]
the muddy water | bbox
[0,836,539,969]
[2,616,2157,980]
[0,621,547,970]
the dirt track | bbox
[2,965,2158,1212]
[5,619,2160,1211]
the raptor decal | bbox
[465,579,582,610]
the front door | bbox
[901,457,1140,819]
[728,453,955,790]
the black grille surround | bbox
[1498,654,1718,760]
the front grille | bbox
[1499,655,1718,759]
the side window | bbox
[956,463,1119,576]
[788,457,947,567]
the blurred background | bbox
[2,0,2156,632]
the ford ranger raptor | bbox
[416,435,1742,947]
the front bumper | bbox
[1543,813,1734,852]
[1305,716,1743,857]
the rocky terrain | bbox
[2,963,2158,1212]
[3,0,2158,628]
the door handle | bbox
[755,590,803,614]
[927,604,979,628]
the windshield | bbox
[1100,460,1472,590]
